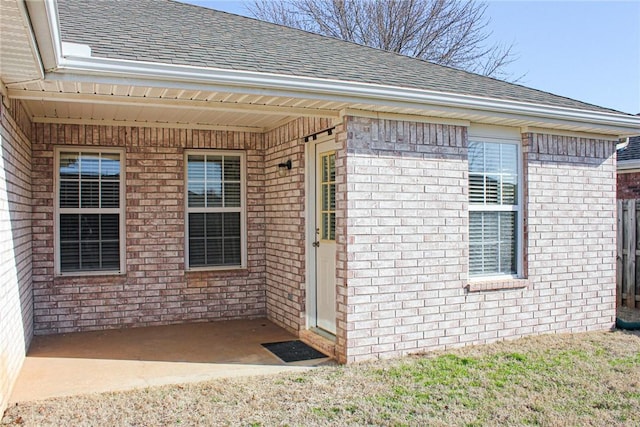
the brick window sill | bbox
[185,267,249,277]
[466,278,528,292]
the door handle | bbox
[312,241,320,248]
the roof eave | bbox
[46,54,640,137]
[28,0,640,137]
[617,160,640,172]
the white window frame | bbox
[54,147,126,276]
[184,150,247,271]
[468,136,523,280]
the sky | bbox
[182,0,640,114]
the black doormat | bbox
[262,340,327,363]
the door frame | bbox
[304,133,338,332]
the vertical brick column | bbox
[341,117,468,362]
[263,117,334,334]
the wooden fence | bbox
[617,199,640,308]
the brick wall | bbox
[524,133,616,333]
[32,124,267,334]
[340,117,616,362]
[263,117,334,334]
[617,171,640,199]
[0,98,32,413]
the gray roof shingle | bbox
[618,136,640,161]
[57,0,627,115]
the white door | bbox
[312,139,338,335]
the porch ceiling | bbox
[6,79,348,132]
[5,78,636,137]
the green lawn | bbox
[3,330,640,426]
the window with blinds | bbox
[468,141,520,278]
[186,152,245,269]
[56,149,124,274]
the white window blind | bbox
[468,141,520,277]
[186,152,245,269]
[57,150,123,273]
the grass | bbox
[3,330,640,426]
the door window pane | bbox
[320,152,336,241]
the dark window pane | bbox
[206,238,223,266]
[81,181,100,208]
[224,182,241,207]
[80,241,100,269]
[60,181,79,208]
[60,242,80,272]
[101,241,120,269]
[207,213,223,238]
[80,215,100,240]
[469,174,484,204]
[189,213,205,239]
[205,181,223,207]
[223,239,241,265]
[223,212,240,237]
[60,214,79,241]
[329,212,336,241]
[189,239,206,267]
[100,215,119,240]
[101,181,120,208]
[329,154,336,182]
[223,156,240,181]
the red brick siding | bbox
[32,124,266,334]
[617,171,640,199]
[0,98,32,413]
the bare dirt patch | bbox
[3,330,640,426]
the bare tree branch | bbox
[246,0,518,80]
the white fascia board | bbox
[617,160,640,172]
[24,0,60,71]
[45,55,640,137]
[35,0,640,137]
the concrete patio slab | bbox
[9,319,332,403]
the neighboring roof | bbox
[56,0,626,116]
[618,136,640,162]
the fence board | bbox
[618,199,640,309]
[617,200,623,307]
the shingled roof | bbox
[618,136,640,162]
[57,0,623,115]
